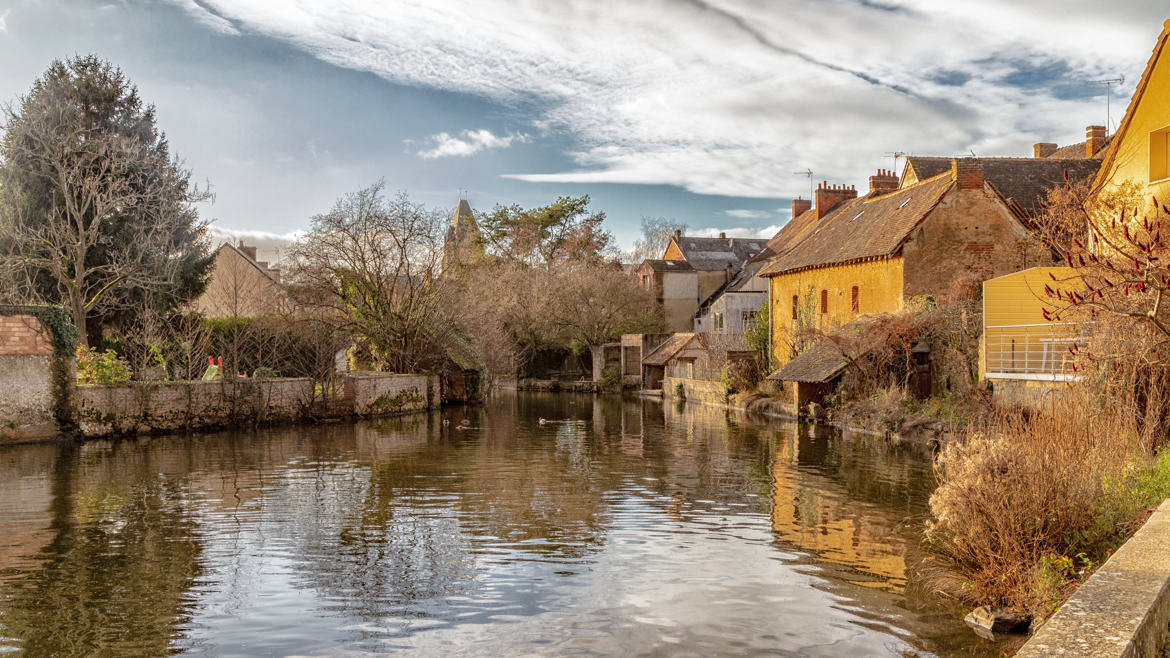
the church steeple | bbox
[443,199,483,272]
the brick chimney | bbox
[238,241,258,261]
[1086,125,1106,157]
[951,158,984,190]
[814,182,857,218]
[1033,142,1058,158]
[868,168,898,195]
[791,197,812,218]
[718,232,726,239]
[673,229,681,240]
[267,266,281,282]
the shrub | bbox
[75,346,132,385]
[599,363,622,392]
[925,388,1163,619]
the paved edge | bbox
[1016,498,1170,658]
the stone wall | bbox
[76,378,315,437]
[344,372,439,416]
[663,376,727,405]
[1016,498,1170,658]
[0,314,59,442]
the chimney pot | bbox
[868,167,899,196]
[674,229,681,239]
[815,181,859,218]
[719,232,726,239]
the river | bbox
[0,392,1009,656]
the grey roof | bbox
[641,259,695,272]
[673,236,769,270]
[642,333,695,366]
[902,157,1102,218]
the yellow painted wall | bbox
[768,258,905,365]
[982,267,1083,377]
[663,240,685,261]
[1098,23,1170,204]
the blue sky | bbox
[0,1,1165,257]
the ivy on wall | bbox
[0,304,79,429]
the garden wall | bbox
[0,313,61,443]
[75,378,315,437]
[344,372,439,416]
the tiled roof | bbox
[641,259,695,272]
[673,236,769,270]
[757,173,954,277]
[902,157,1102,218]
[748,207,825,265]
[1046,135,1112,159]
[767,339,848,383]
[642,333,695,366]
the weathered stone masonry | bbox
[0,312,63,442]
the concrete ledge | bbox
[1016,498,1170,658]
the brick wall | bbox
[0,314,57,442]
[0,314,53,356]
[75,378,316,437]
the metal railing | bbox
[984,322,1093,381]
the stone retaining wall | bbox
[76,378,315,437]
[663,376,727,405]
[0,314,58,442]
[1016,498,1170,658]
[344,372,439,416]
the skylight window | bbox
[898,198,912,209]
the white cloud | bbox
[414,129,527,160]
[693,225,783,240]
[175,1,239,35]
[161,0,1165,198]
[723,209,771,220]
[0,9,9,33]
[207,226,299,263]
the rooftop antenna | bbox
[793,168,814,200]
[885,151,906,173]
[1092,76,1125,134]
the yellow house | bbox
[1093,20,1170,204]
[981,266,1083,381]
[758,158,1088,367]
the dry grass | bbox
[925,385,1170,619]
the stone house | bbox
[192,242,288,318]
[759,156,1101,367]
[693,261,768,334]
[637,232,769,332]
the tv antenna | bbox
[885,151,906,173]
[793,168,814,200]
[1092,76,1125,133]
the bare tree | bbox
[625,215,688,262]
[287,182,455,373]
[0,56,211,346]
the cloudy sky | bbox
[0,1,1165,255]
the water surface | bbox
[0,392,1005,656]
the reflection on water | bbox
[0,392,1007,656]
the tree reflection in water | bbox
[0,392,1007,656]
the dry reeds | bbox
[925,384,1166,618]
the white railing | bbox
[984,322,1093,381]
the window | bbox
[820,289,828,314]
[714,313,724,331]
[742,310,752,329]
[791,295,798,319]
[851,286,860,313]
[1151,126,1170,182]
